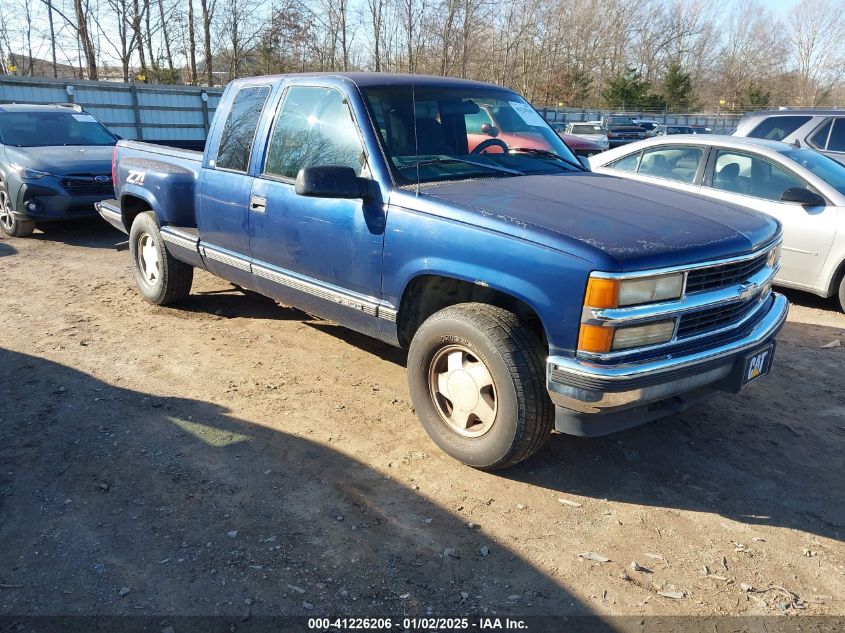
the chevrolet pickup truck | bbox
[97,73,789,470]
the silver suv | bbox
[733,109,845,165]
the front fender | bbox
[383,206,592,353]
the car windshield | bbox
[784,148,845,196]
[607,117,637,126]
[0,111,116,147]
[362,86,581,186]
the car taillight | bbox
[111,145,117,186]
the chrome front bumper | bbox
[547,292,788,434]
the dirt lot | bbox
[1,222,843,621]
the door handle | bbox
[250,196,267,213]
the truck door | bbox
[248,83,386,326]
[197,84,271,287]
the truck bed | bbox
[118,140,203,162]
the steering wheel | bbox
[471,138,509,154]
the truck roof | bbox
[227,71,512,92]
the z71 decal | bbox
[126,170,146,186]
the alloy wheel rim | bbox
[0,191,13,231]
[137,232,161,285]
[428,344,498,437]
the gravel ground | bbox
[0,222,843,621]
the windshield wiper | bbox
[413,156,523,176]
[508,147,587,171]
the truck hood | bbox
[421,172,780,271]
[5,145,114,176]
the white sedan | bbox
[589,135,845,311]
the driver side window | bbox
[263,86,364,180]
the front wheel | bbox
[0,184,35,238]
[129,211,193,305]
[407,303,553,470]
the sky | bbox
[767,0,801,13]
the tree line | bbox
[1,0,844,112]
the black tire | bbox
[0,181,35,238]
[128,210,193,305]
[837,271,845,313]
[407,303,554,470]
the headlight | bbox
[766,243,782,267]
[611,320,675,350]
[584,273,685,308]
[10,164,50,179]
[578,320,675,353]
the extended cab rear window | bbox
[747,115,811,141]
[215,85,271,172]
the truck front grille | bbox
[685,253,768,293]
[677,298,762,338]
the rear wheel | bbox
[407,303,553,470]
[837,272,845,313]
[0,184,35,238]
[129,211,193,305]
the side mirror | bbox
[295,166,374,200]
[780,186,825,207]
[480,123,499,137]
[578,156,591,170]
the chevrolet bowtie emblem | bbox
[737,281,758,301]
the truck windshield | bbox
[0,111,116,147]
[362,86,581,185]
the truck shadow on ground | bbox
[289,315,843,543]
[30,219,124,250]
[0,241,16,257]
[505,320,845,542]
[0,348,598,622]
[179,286,312,322]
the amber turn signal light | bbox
[584,277,619,309]
[577,324,614,353]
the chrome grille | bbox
[685,253,767,294]
[677,297,762,338]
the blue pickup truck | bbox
[97,72,788,470]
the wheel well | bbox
[396,274,548,350]
[829,257,845,296]
[121,195,152,232]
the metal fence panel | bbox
[0,76,225,141]
[539,107,744,133]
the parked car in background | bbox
[589,135,845,310]
[691,126,713,134]
[559,122,610,151]
[97,72,787,469]
[600,115,647,147]
[654,124,697,135]
[633,119,661,136]
[466,109,601,159]
[733,109,845,166]
[0,103,117,237]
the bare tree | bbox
[187,0,198,83]
[200,0,215,85]
[788,0,845,105]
